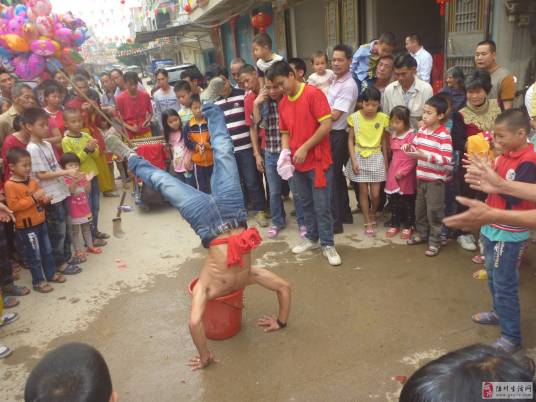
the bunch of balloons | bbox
[0,0,88,80]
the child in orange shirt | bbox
[4,148,65,293]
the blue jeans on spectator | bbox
[194,165,213,194]
[288,177,305,227]
[264,150,285,228]
[293,166,334,246]
[481,234,525,345]
[16,223,56,285]
[128,103,248,247]
[88,176,100,237]
[235,148,265,212]
[175,171,197,188]
[46,199,72,268]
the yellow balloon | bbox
[51,40,61,58]
[2,34,30,53]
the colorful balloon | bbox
[21,22,39,41]
[13,53,45,79]
[30,38,56,56]
[2,33,30,52]
[35,16,53,36]
[13,4,27,17]
[7,16,25,34]
[0,47,11,58]
[0,18,8,34]
[28,0,52,17]
[55,27,72,44]
[46,57,62,73]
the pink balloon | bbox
[13,54,45,79]
[55,27,72,44]
[35,16,53,36]
[29,0,52,17]
[30,38,56,56]
[7,16,25,34]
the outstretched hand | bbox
[258,315,282,333]
[443,196,493,231]
[464,154,503,194]
[187,351,218,371]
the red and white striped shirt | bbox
[414,125,452,182]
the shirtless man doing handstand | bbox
[105,102,291,370]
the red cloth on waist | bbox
[137,143,166,169]
[210,227,262,267]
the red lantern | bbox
[436,0,449,16]
[184,1,192,13]
[251,12,272,33]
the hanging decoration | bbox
[251,12,272,32]
[0,0,88,78]
[436,0,449,16]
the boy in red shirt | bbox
[115,72,152,139]
[266,61,341,266]
[471,109,536,354]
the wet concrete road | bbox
[1,194,536,401]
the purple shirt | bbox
[327,71,358,131]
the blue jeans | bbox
[235,148,265,212]
[482,234,525,345]
[88,176,100,237]
[128,103,248,247]
[46,199,72,267]
[175,171,196,188]
[16,223,56,285]
[293,166,334,246]
[264,150,285,228]
[194,165,213,194]
[288,176,305,227]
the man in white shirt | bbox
[327,44,358,233]
[405,33,433,83]
[382,54,434,129]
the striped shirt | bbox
[413,125,452,182]
[215,88,252,152]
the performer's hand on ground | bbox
[443,197,493,231]
[187,351,218,371]
[258,315,282,332]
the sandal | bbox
[71,252,87,264]
[2,284,30,297]
[86,247,103,254]
[49,273,66,283]
[491,337,522,354]
[0,312,19,327]
[472,311,499,325]
[385,227,399,238]
[400,228,412,240]
[3,296,19,309]
[472,255,485,264]
[59,264,82,275]
[0,344,12,358]
[33,282,54,293]
[364,223,376,236]
[473,269,488,280]
[93,238,107,247]
[425,246,440,257]
[96,231,110,240]
[407,234,427,245]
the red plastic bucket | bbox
[188,278,244,340]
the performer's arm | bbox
[249,266,291,331]
[188,282,215,370]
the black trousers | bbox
[0,223,13,287]
[330,129,352,228]
[389,193,416,229]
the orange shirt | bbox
[4,178,46,229]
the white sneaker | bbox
[457,234,477,251]
[292,239,320,254]
[322,246,342,266]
